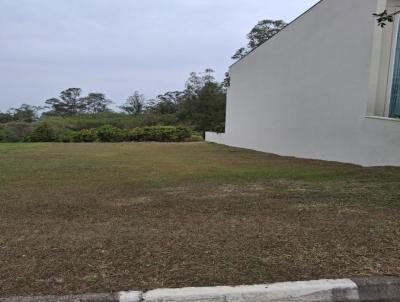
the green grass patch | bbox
[1,142,400,296]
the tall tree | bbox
[59,88,83,114]
[121,91,145,115]
[222,72,231,90]
[178,69,226,135]
[81,93,112,114]
[231,48,248,61]
[8,104,43,122]
[0,111,14,123]
[45,88,84,116]
[232,19,287,60]
[147,91,184,115]
[0,104,43,123]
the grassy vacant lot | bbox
[1,142,400,296]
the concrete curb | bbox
[1,277,399,302]
[352,277,400,301]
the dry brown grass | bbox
[0,142,400,296]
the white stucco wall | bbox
[207,0,400,167]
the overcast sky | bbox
[0,0,319,111]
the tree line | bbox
[0,69,227,141]
[1,18,288,142]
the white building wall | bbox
[207,0,400,167]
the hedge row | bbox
[22,124,196,143]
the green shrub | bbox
[187,133,204,142]
[96,125,126,142]
[127,127,145,141]
[0,122,34,142]
[127,126,192,142]
[0,122,193,143]
[40,112,180,131]
[56,131,73,143]
[26,122,57,142]
[170,126,192,141]
[71,129,98,142]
